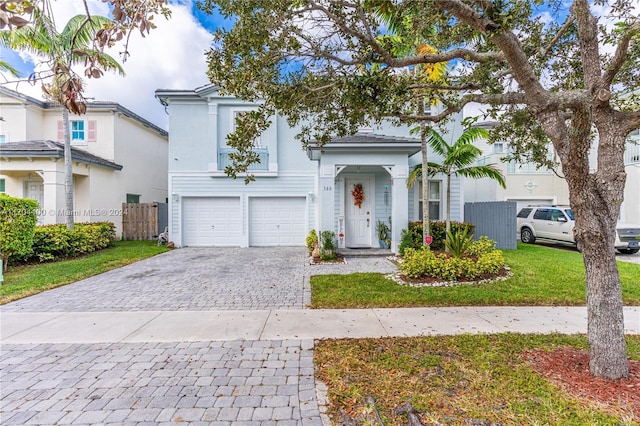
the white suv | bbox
[516,205,640,254]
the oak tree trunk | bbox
[560,112,629,379]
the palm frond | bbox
[456,165,506,188]
[426,128,449,157]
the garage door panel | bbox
[249,197,306,246]
[183,197,241,247]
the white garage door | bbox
[249,197,306,246]
[182,197,241,246]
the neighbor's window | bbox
[0,134,6,143]
[0,178,5,193]
[418,181,441,221]
[71,120,85,142]
[126,193,140,203]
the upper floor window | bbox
[492,142,504,154]
[57,120,97,144]
[71,120,85,142]
[0,134,6,143]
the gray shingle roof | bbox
[0,140,123,170]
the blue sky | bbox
[0,0,230,129]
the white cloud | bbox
[2,0,213,129]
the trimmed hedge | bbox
[398,221,476,255]
[24,222,116,262]
[0,194,38,271]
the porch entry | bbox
[345,177,373,248]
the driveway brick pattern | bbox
[0,339,322,425]
[1,248,311,313]
[1,247,398,424]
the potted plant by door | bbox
[376,220,390,249]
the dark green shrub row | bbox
[24,222,116,262]
[0,194,38,271]
[398,221,476,255]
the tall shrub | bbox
[0,194,38,272]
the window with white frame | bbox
[418,181,441,220]
[0,134,6,143]
[232,110,261,148]
[492,142,504,154]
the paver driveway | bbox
[1,247,397,425]
[2,247,396,313]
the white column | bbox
[318,164,336,234]
[391,166,409,253]
[40,169,65,225]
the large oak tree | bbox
[203,0,640,380]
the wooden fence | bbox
[122,202,167,240]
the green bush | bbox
[305,229,318,252]
[445,228,474,258]
[27,222,116,262]
[320,230,336,261]
[0,195,38,271]
[400,238,505,282]
[398,221,476,254]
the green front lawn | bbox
[315,334,640,425]
[1,240,170,304]
[310,243,640,308]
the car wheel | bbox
[521,228,536,244]
[617,248,640,255]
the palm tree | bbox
[0,12,124,229]
[374,4,447,244]
[408,127,507,241]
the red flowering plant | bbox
[352,183,364,208]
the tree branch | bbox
[602,21,640,87]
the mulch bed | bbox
[525,347,640,419]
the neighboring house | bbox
[464,120,640,223]
[0,86,168,236]
[155,85,464,252]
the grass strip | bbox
[310,244,640,308]
[315,334,640,425]
[0,240,170,304]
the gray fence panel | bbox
[464,201,517,249]
[156,202,168,236]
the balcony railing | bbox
[625,139,640,165]
[507,161,553,174]
[218,147,269,171]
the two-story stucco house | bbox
[0,86,168,236]
[155,85,464,252]
[464,120,640,223]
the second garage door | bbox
[182,197,241,246]
[249,197,306,246]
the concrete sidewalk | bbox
[3,306,640,344]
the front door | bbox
[345,177,372,248]
[25,181,44,208]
